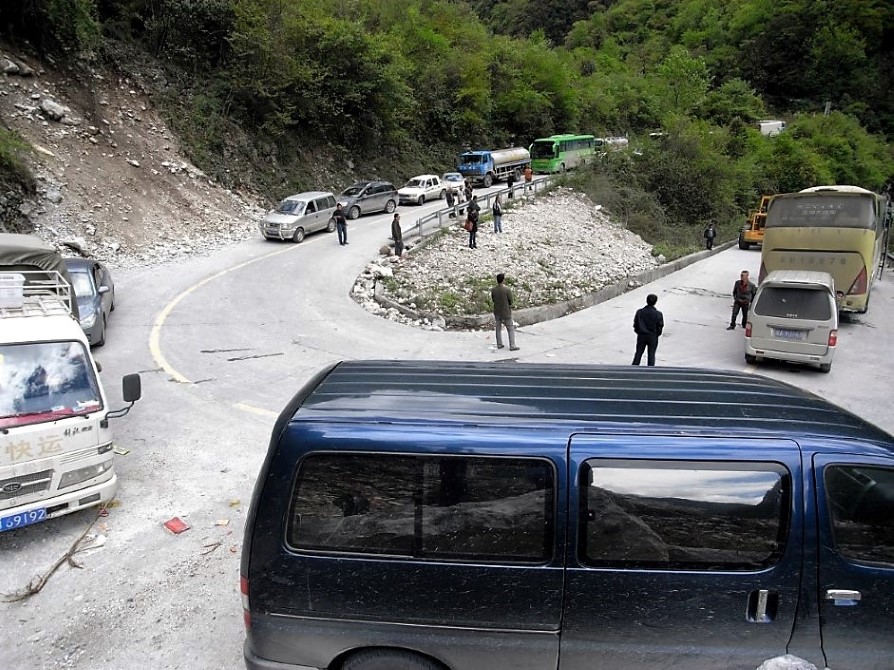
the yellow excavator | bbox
[738,195,773,250]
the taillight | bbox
[745,322,752,337]
[241,575,251,630]
[828,330,837,347]
[847,267,868,295]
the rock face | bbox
[353,188,659,329]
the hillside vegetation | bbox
[1,0,891,254]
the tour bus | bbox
[529,134,597,173]
[760,185,888,313]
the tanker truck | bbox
[457,147,531,187]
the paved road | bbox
[3,196,893,669]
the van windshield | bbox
[276,200,305,215]
[754,287,833,320]
[0,341,103,429]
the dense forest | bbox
[1,0,892,249]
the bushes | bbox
[0,128,35,194]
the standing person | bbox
[333,203,348,246]
[703,222,717,250]
[492,194,503,233]
[506,171,515,199]
[632,293,664,366]
[464,179,473,204]
[391,212,404,258]
[466,196,480,249]
[491,273,519,351]
[523,165,533,195]
[445,187,456,218]
[728,270,757,330]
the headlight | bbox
[80,312,97,328]
[59,460,112,489]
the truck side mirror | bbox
[122,373,141,403]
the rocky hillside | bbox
[0,47,264,268]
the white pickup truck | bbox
[398,175,447,205]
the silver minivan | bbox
[260,191,337,243]
[745,270,838,372]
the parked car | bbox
[242,360,894,670]
[337,181,398,219]
[441,172,465,195]
[745,270,838,372]
[398,175,446,205]
[64,258,115,347]
[260,191,337,243]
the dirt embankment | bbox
[0,47,265,268]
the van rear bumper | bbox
[244,641,316,670]
[746,340,834,366]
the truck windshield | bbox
[460,154,483,164]
[0,341,103,429]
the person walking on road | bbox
[466,197,480,249]
[491,273,519,351]
[463,180,473,205]
[391,213,404,258]
[523,165,533,196]
[334,203,348,245]
[728,270,756,330]
[632,293,664,366]
[492,194,503,233]
[703,222,717,250]
[446,187,456,218]
[506,171,515,199]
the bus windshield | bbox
[0,341,103,429]
[767,196,878,230]
[530,141,556,159]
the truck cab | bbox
[0,272,140,532]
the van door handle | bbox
[825,589,861,606]
[746,589,778,622]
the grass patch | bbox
[0,127,36,193]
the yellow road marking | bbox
[233,403,279,418]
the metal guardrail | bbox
[404,177,551,242]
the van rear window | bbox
[287,453,554,563]
[754,287,833,320]
[579,460,790,570]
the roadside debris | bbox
[163,517,190,534]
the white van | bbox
[745,270,838,372]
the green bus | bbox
[529,134,598,174]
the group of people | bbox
[489,268,757,367]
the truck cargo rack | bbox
[0,271,74,319]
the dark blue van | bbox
[241,361,894,670]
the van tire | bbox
[745,354,756,365]
[348,206,361,220]
[385,199,397,213]
[341,649,443,670]
[292,228,306,243]
[327,218,336,233]
[819,363,832,373]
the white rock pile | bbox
[353,187,660,329]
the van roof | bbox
[287,361,892,444]
[761,270,836,290]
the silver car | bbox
[64,258,115,347]
[261,191,337,243]
[337,181,398,219]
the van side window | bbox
[304,201,316,214]
[287,453,554,563]
[753,287,833,320]
[825,465,894,565]
[579,460,790,570]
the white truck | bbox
[0,238,140,533]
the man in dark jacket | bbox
[728,270,757,329]
[390,213,404,257]
[491,273,519,351]
[632,293,664,366]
